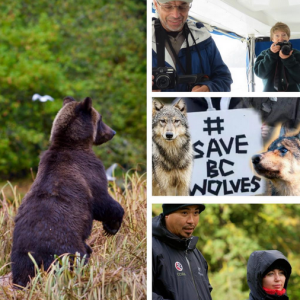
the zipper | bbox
[185,238,201,300]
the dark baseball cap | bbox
[162,204,205,216]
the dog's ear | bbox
[174,99,187,115]
[153,100,164,116]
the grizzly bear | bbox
[11,97,124,287]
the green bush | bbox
[152,204,300,300]
[0,0,146,180]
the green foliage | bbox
[152,204,300,300]
[0,0,146,180]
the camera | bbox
[276,41,292,55]
[152,67,209,90]
[152,67,176,90]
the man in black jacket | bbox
[152,204,212,300]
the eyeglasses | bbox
[156,1,192,12]
[274,33,288,38]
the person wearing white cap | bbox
[152,0,232,92]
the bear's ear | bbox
[63,96,76,106]
[174,99,187,115]
[153,99,164,116]
[82,97,92,112]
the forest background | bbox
[0,0,146,182]
[153,204,300,300]
[0,1,147,298]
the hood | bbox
[152,214,198,251]
[247,250,291,300]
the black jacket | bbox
[181,97,242,112]
[236,98,300,127]
[152,214,212,300]
[254,48,300,92]
[247,250,291,300]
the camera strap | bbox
[154,19,191,75]
[154,19,166,68]
[182,24,192,74]
[187,25,204,74]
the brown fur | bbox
[11,97,124,287]
[252,134,300,196]
[152,99,193,196]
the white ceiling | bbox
[190,0,300,38]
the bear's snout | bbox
[94,122,116,145]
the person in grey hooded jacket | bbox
[247,250,291,300]
[152,204,212,300]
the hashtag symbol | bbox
[203,117,224,135]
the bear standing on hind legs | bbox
[11,97,124,288]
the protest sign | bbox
[187,108,264,196]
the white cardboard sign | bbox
[187,108,264,196]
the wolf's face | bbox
[50,97,115,146]
[152,99,189,142]
[252,136,300,181]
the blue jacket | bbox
[152,19,233,92]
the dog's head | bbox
[50,97,116,147]
[252,134,300,182]
[152,99,189,142]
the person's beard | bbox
[157,11,185,32]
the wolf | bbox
[252,132,300,196]
[152,99,193,196]
[11,97,124,287]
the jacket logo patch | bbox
[175,262,183,271]
[198,267,204,276]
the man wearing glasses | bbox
[152,0,232,92]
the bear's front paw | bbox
[103,221,121,236]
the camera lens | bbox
[156,75,171,89]
[281,45,291,55]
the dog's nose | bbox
[166,132,173,139]
[252,154,262,165]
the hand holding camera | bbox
[152,75,161,92]
[191,85,210,92]
[279,49,293,59]
[270,43,281,54]
[152,67,209,91]
[270,41,293,59]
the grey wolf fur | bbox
[11,97,124,287]
[252,133,300,196]
[152,99,193,196]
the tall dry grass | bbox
[0,171,147,300]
